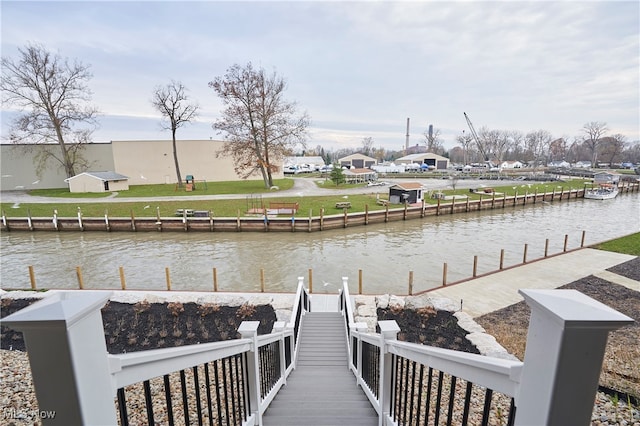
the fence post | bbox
[238,321,262,426]
[544,239,549,257]
[515,289,633,425]
[119,266,126,290]
[28,265,36,290]
[378,320,400,426]
[76,266,84,289]
[472,255,478,277]
[0,291,118,425]
[442,262,447,286]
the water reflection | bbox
[1,194,638,295]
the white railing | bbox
[340,281,633,426]
[1,280,312,426]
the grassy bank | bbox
[594,233,640,256]
[1,178,591,218]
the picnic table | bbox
[335,202,351,209]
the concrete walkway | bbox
[427,248,637,318]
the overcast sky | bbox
[2,0,638,152]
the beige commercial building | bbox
[1,140,282,191]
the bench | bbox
[175,209,195,217]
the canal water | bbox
[1,194,638,295]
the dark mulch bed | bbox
[1,299,276,354]
[377,306,480,354]
[607,256,640,281]
[2,297,478,356]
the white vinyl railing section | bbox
[338,277,633,426]
[1,278,311,426]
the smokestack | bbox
[405,118,410,150]
[428,124,433,140]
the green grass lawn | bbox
[1,179,593,218]
[594,233,640,256]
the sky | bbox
[1,0,639,152]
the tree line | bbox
[2,44,637,192]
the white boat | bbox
[584,184,619,200]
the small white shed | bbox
[65,171,129,193]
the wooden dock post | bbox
[308,268,313,294]
[472,255,478,277]
[130,210,136,231]
[119,266,126,290]
[533,188,537,204]
[27,209,33,231]
[213,268,218,292]
[545,239,550,257]
[237,209,241,231]
[165,267,171,290]
[450,196,455,214]
[408,271,413,295]
[77,207,83,231]
[343,208,348,228]
[436,198,440,216]
[53,209,60,231]
[523,244,528,264]
[308,209,312,232]
[1,210,8,231]
[581,230,586,247]
[442,262,447,286]
[104,209,110,232]
[28,265,36,290]
[260,268,265,292]
[385,203,389,222]
[358,269,363,295]
[76,266,84,289]
[499,249,505,270]
[365,204,369,224]
[564,234,569,252]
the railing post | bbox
[378,320,400,426]
[238,321,262,425]
[515,289,633,425]
[1,291,117,425]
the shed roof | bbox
[65,171,129,182]
[343,168,375,175]
[390,182,423,190]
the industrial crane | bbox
[463,112,491,162]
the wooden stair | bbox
[262,312,378,425]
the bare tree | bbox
[361,137,374,156]
[151,81,199,187]
[457,132,474,165]
[1,44,99,178]
[599,135,626,166]
[525,130,553,168]
[581,121,608,167]
[423,127,444,154]
[209,63,309,188]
